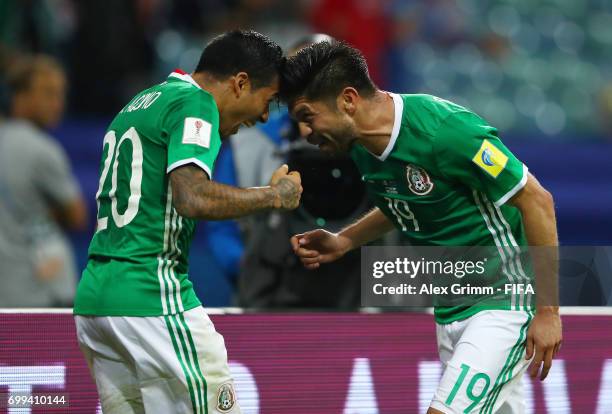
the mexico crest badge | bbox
[406,164,434,195]
[217,383,236,412]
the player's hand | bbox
[269,164,302,210]
[290,229,352,270]
[525,308,562,381]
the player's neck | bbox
[191,72,231,115]
[354,90,395,157]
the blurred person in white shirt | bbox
[0,55,87,307]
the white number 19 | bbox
[385,196,420,232]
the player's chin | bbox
[318,143,336,154]
[320,144,344,156]
[221,125,240,139]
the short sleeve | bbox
[164,93,222,178]
[434,111,528,206]
[34,140,81,206]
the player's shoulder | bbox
[399,94,483,135]
[401,94,471,118]
[162,80,218,123]
[119,74,212,110]
[162,76,215,104]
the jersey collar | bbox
[168,69,202,90]
[375,92,403,161]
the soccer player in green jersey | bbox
[282,42,562,413]
[74,31,302,414]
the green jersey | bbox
[351,94,532,323]
[74,70,222,316]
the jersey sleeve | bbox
[163,92,222,178]
[433,111,528,206]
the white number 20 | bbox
[95,127,143,231]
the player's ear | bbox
[339,87,358,115]
[232,72,250,98]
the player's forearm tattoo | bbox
[169,165,298,220]
[274,177,301,209]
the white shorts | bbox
[430,310,533,414]
[75,306,240,414]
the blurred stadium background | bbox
[1,1,612,413]
[1,0,610,306]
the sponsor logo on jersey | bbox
[481,148,494,166]
[217,382,236,412]
[182,117,211,148]
[406,164,434,195]
[472,139,508,178]
[383,180,398,194]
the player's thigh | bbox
[113,312,204,414]
[120,308,240,414]
[430,310,533,414]
[92,356,145,414]
[75,316,144,414]
[436,321,458,368]
[494,372,527,414]
[182,306,241,414]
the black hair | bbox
[279,41,376,104]
[195,30,283,89]
[290,33,333,53]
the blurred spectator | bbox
[309,0,390,86]
[229,109,286,240]
[0,0,65,56]
[0,55,87,307]
[599,84,612,137]
[237,138,369,309]
[234,35,370,309]
[229,33,330,246]
[190,142,248,304]
[0,1,609,306]
[68,1,155,115]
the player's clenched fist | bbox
[290,229,353,270]
[269,164,303,210]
